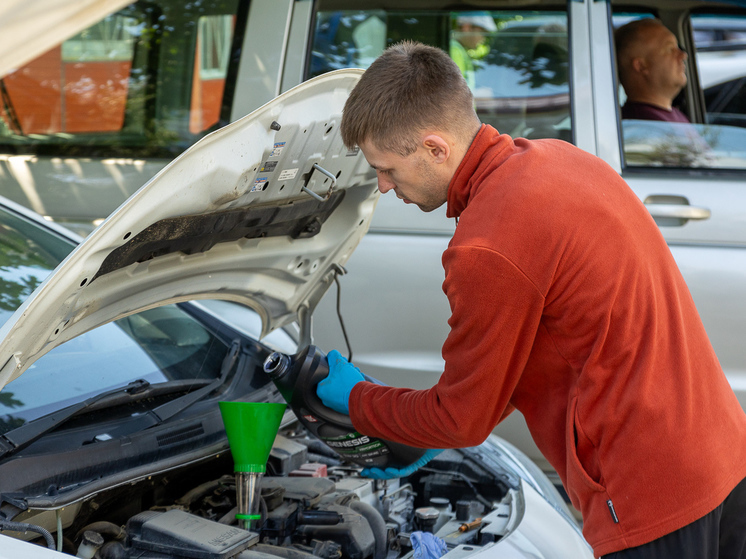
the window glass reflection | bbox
[309,9,571,142]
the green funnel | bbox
[219,401,287,473]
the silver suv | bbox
[1,0,745,476]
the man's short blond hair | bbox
[341,41,478,156]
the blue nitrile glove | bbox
[362,448,444,479]
[316,350,365,415]
[410,531,448,559]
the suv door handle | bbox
[643,203,711,221]
[642,195,711,227]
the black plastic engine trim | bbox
[93,191,345,281]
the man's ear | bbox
[631,56,647,75]
[422,134,450,164]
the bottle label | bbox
[322,431,389,458]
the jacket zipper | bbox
[607,499,619,523]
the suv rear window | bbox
[308,9,572,143]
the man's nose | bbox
[376,172,395,194]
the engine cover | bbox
[125,509,258,559]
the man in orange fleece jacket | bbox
[316,41,746,558]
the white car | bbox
[2,0,746,512]
[0,4,590,557]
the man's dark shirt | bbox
[621,101,690,123]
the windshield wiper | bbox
[0,379,160,460]
[0,339,242,461]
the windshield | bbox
[0,208,230,435]
[0,209,72,325]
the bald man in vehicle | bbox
[615,19,690,123]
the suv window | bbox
[0,0,242,158]
[309,9,571,142]
[694,14,746,128]
[614,12,746,169]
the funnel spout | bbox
[236,471,263,530]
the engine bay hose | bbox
[296,509,341,525]
[0,519,55,549]
[349,500,388,559]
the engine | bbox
[7,427,517,559]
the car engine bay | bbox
[1,425,521,559]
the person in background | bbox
[615,18,690,122]
[449,12,496,91]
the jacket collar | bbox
[446,124,512,218]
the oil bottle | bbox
[263,345,427,469]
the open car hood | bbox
[0,0,132,78]
[0,68,377,390]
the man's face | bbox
[642,24,688,95]
[359,140,451,213]
[457,24,487,50]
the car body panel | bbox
[0,68,379,390]
[493,480,590,558]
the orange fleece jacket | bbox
[349,124,746,556]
